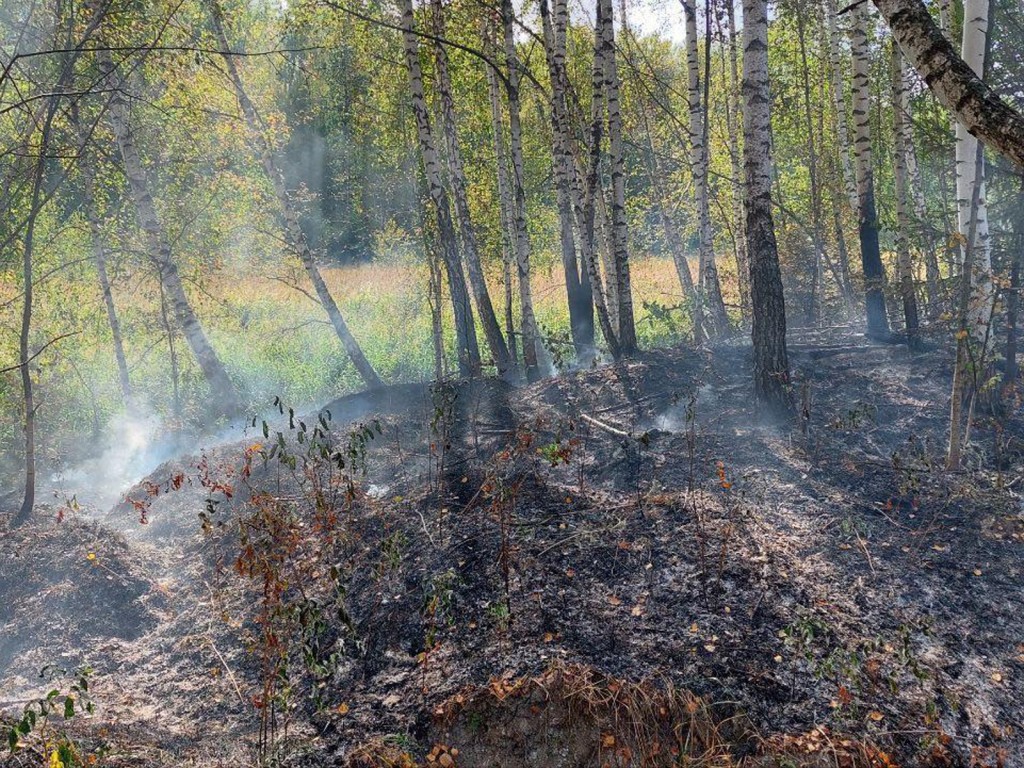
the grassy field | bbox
[211,255,693,406]
[0,255,695,462]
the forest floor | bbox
[1,329,1022,768]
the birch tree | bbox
[500,0,543,379]
[539,0,595,358]
[953,0,994,348]
[682,0,728,337]
[398,0,481,377]
[723,0,750,321]
[98,49,241,412]
[210,0,383,390]
[482,25,519,365]
[873,0,1024,168]
[743,0,792,416]
[599,0,638,354]
[850,4,890,338]
[428,0,513,377]
[892,42,921,348]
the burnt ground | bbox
[1,332,1022,767]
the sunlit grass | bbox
[0,255,693,460]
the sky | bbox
[622,0,689,45]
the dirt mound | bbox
[0,512,162,689]
[3,339,1022,767]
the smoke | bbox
[47,411,188,515]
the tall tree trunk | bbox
[483,34,519,366]
[954,0,994,350]
[428,0,512,377]
[825,0,861,218]
[600,0,638,353]
[947,143,985,470]
[796,2,834,320]
[209,2,383,389]
[892,42,922,349]
[894,60,940,316]
[539,0,595,358]
[724,0,751,322]
[415,168,446,380]
[742,0,792,416]
[398,0,480,378]
[83,159,133,405]
[14,124,54,526]
[1005,176,1023,390]
[682,0,728,338]
[100,50,240,411]
[850,5,890,338]
[501,0,543,379]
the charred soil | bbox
[2,335,1022,767]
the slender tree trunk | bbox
[850,5,890,338]
[954,0,995,350]
[158,278,183,424]
[416,169,446,380]
[724,0,751,322]
[600,0,638,353]
[1003,176,1022,389]
[948,142,985,470]
[825,0,861,218]
[83,159,133,405]
[572,20,621,357]
[209,2,383,389]
[14,128,53,526]
[501,0,543,379]
[429,0,512,377]
[483,35,519,366]
[796,3,832,320]
[682,0,728,337]
[892,43,921,349]
[100,50,240,410]
[539,0,595,358]
[742,0,792,416]
[398,0,480,377]
[895,58,941,316]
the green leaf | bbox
[63,697,74,719]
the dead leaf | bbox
[607,595,622,606]
[868,711,884,722]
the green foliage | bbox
[6,667,95,767]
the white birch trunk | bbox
[825,0,860,218]
[99,51,239,411]
[429,0,512,376]
[501,0,543,378]
[600,0,638,353]
[955,0,994,347]
[398,0,480,377]
[742,0,792,414]
[683,0,727,337]
[210,2,383,389]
